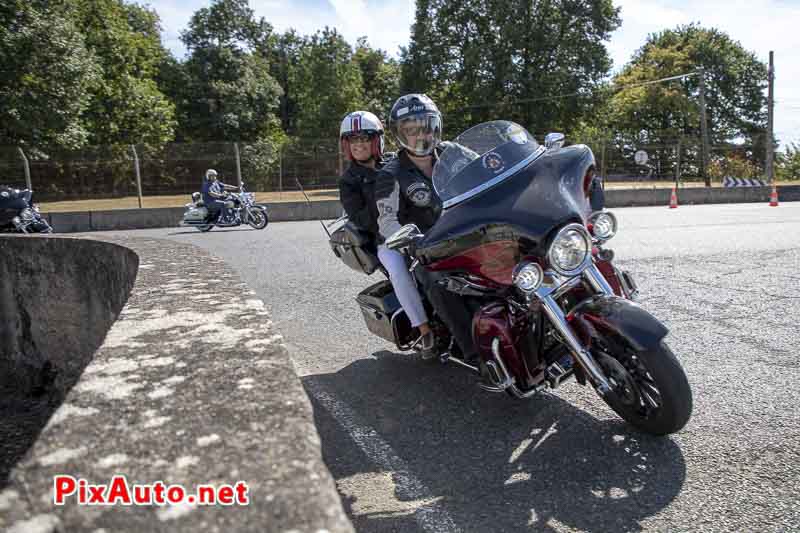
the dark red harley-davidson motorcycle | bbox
[329,121,692,436]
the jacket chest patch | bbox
[406,182,432,207]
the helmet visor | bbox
[395,114,442,156]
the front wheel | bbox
[595,340,692,435]
[247,208,268,230]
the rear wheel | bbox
[595,340,692,435]
[197,224,213,232]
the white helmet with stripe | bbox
[340,111,383,138]
[340,111,385,160]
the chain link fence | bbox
[0,141,344,202]
[0,132,776,204]
[582,133,771,184]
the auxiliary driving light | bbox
[513,261,544,292]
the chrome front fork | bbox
[534,264,614,396]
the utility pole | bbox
[234,142,243,189]
[17,147,31,191]
[600,140,607,180]
[131,145,143,208]
[698,68,711,187]
[766,51,775,183]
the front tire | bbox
[247,208,268,230]
[596,340,692,435]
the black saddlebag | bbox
[356,280,415,347]
[329,222,381,275]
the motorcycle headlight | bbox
[547,223,591,275]
[32,205,41,213]
[588,211,617,241]
[513,261,544,292]
[20,208,34,221]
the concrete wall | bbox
[0,236,138,494]
[43,201,342,233]
[0,235,353,533]
[0,236,138,399]
[605,185,800,208]
[41,186,800,233]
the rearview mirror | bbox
[544,132,565,150]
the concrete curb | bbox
[40,186,800,233]
[0,235,353,533]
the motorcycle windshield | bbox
[433,121,544,209]
[420,133,595,265]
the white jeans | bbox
[377,245,428,328]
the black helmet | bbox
[388,93,442,156]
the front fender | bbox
[568,295,668,352]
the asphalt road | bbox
[105,202,800,532]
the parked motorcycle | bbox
[180,182,269,232]
[329,121,691,436]
[0,186,53,233]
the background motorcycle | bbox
[330,121,691,436]
[180,182,269,232]
[0,186,53,233]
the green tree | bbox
[178,0,282,142]
[293,28,364,141]
[400,0,436,94]
[353,37,401,122]
[777,143,800,181]
[0,0,98,149]
[707,153,762,181]
[71,0,176,146]
[401,0,621,135]
[267,30,306,135]
[605,25,769,183]
[181,0,272,51]
[608,25,768,145]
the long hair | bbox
[341,135,382,162]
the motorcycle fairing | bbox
[472,301,544,388]
[419,146,595,277]
[0,188,35,226]
[0,188,32,209]
[567,295,669,352]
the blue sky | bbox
[151,0,800,147]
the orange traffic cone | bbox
[769,185,779,207]
[669,185,678,209]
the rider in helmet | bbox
[374,94,479,364]
[339,111,386,236]
[338,111,436,357]
[201,168,237,222]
